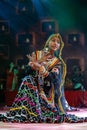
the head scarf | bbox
[43,34,67,113]
[44,33,67,87]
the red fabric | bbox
[5,91,17,106]
[6,71,14,91]
[65,91,87,107]
[4,90,87,107]
[84,92,87,106]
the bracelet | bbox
[39,66,46,74]
[43,70,49,77]
[39,66,49,77]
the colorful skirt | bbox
[0,76,87,123]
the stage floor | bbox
[0,108,87,130]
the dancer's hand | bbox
[29,61,41,70]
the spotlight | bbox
[0,21,10,34]
[16,0,34,15]
[17,32,33,45]
[68,34,80,45]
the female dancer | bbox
[0,33,86,123]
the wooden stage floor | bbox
[0,108,87,130]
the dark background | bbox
[0,0,87,90]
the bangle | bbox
[43,70,49,77]
[39,66,49,77]
[39,66,46,74]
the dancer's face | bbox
[49,36,60,51]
